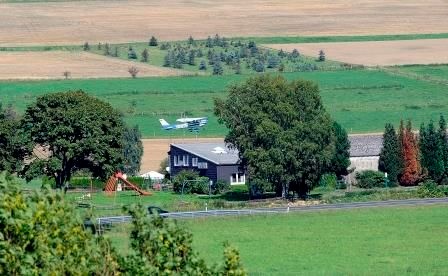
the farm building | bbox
[169,134,383,185]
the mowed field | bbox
[2,68,448,138]
[1,0,448,46]
[265,39,448,66]
[141,138,223,173]
[106,205,448,274]
[0,51,186,80]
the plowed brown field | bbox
[265,39,448,66]
[140,138,224,173]
[1,0,448,46]
[0,51,186,80]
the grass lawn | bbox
[2,68,447,137]
[180,205,448,275]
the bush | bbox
[214,180,231,194]
[319,173,337,190]
[172,170,210,194]
[417,180,446,198]
[355,170,386,189]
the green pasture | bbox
[2,67,448,137]
[105,205,448,274]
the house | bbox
[169,143,245,185]
[169,134,383,185]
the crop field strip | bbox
[1,0,448,46]
[265,38,448,66]
[0,51,189,80]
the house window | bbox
[173,155,181,166]
[183,155,189,166]
[198,162,208,169]
[230,173,245,185]
[192,157,198,167]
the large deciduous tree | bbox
[214,74,335,198]
[119,125,143,175]
[378,123,402,183]
[0,104,30,173]
[21,91,125,188]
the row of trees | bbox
[0,176,245,275]
[379,116,448,185]
[0,92,143,188]
[214,74,350,198]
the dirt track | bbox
[1,0,448,46]
[0,51,186,80]
[140,138,224,173]
[265,39,448,66]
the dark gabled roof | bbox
[171,143,239,165]
[171,134,383,165]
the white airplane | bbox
[159,117,208,131]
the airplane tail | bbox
[159,119,170,127]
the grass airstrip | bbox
[2,66,448,138]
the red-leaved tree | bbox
[399,120,421,186]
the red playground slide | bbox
[104,172,151,196]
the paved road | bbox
[96,197,448,225]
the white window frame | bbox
[183,155,189,166]
[192,157,198,167]
[230,173,246,185]
[173,155,181,166]
[198,162,208,169]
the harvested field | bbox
[0,51,186,80]
[140,138,224,173]
[1,0,448,46]
[265,39,448,66]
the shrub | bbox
[319,173,337,191]
[355,170,386,189]
[417,180,446,198]
[172,170,207,194]
[214,180,230,194]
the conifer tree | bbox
[328,122,351,179]
[379,123,401,183]
[149,36,158,46]
[199,60,207,70]
[141,48,149,62]
[420,119,445,182]
[318,50,326,62]
[399,120,420,186]
[438,115,448,180]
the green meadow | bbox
[2,67,448,137]
[105,205,448,275]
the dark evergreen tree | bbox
[141,48,149,62]
[212,59,223,75]
[267,55,280,68]
[291,49,300,59]
[188,50,196,65]
[198,60,207,70]
[206,36,213,48]
[438,115,448,180]
[318,50,326,62]
[378,123,401,183]
[104,43,111,56]
[328,122,350,179]
[254,61,265,72]
[128,46,137,59]
[420,120,445,182]
[163,52,171,67]
[278,49,287,58]
[213,34,221,46]
[149,36,158,46]
[188,35,195,46]
[97,42,102,50]
[196,48,203,58]
[82,42,90,51]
